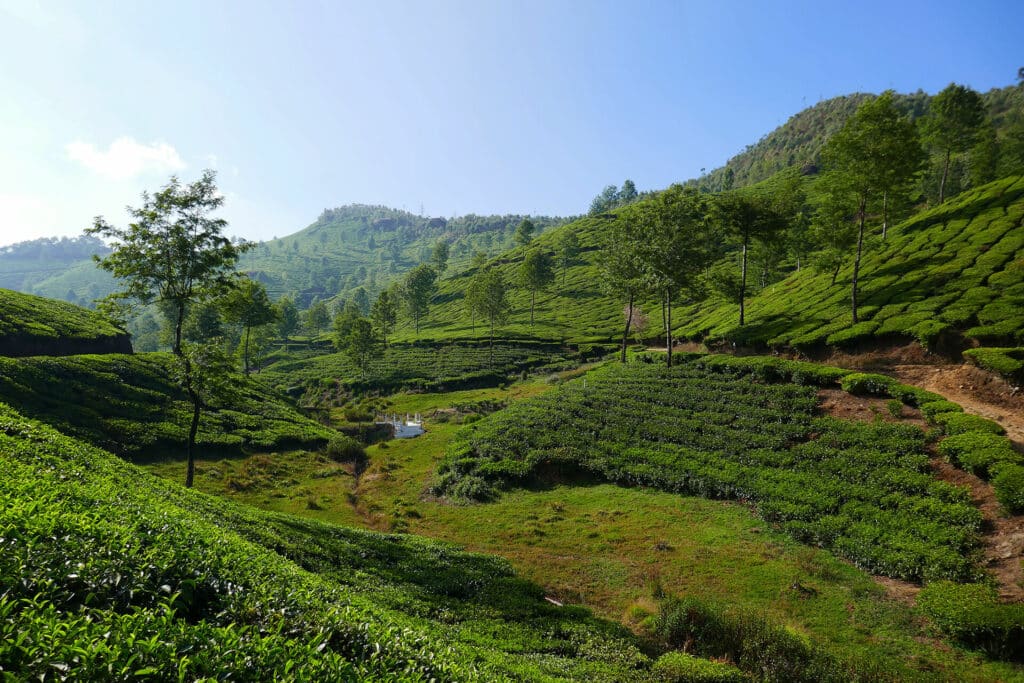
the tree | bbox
[598,210,647,363]
[172,338,234,488]
[471,251,488,270]
[514,219,535,246]
[352,286,371,315]
[619,179,638,204]
[332,300,363,347]
[276,297,300,341]
[519,250,555,326]
[466,267,510,364]
[589,185,619,214]
[305,300,331,337]
[634,186,712,367]
[708,187,789,326]
[555,230,580,286]
[821,91,924,323]
[220,278,277,374]
[87,170,248,356]
[370,289,398,347]
[431,240,450,276]
[922,83,986,203]
[401,264,437,334]
[340,317,381,378]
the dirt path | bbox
[889,364,1024,450]
[818,375,1024,603]
[929,457,1024,602]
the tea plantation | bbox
[259,341,585,401]
[0,352,335,460]
[0,401,694,681]
[0,287,130,355]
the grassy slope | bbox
[0,287,125,344]
[1,401,675,682]
[397,176,1024,352]
[0,352,334,460]
[168,374,1024,681]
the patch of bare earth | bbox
[889,363,1024,451]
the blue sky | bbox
[1,0,1021,246]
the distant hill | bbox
[239,205,568,307]
[0,235,116,306]
[693,84,1024,194]
[0,287,130,356]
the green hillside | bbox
[694,85,1023,193]
[399,175,1024,355]
[0,287,130,356]
[0,352,333,460]
[1,401,689,682]
[240,205,567,306]
[0,235,116,306]
[678,175,1024,349]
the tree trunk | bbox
[881,191,889,239]
[739,236,748,326]
[174,303,186,356]
[831,261,842,286]
[621,291,634,364]
[939,149,951,204]
[665,289,673,368]
[530,290,536,326]
[243,325,251,375]
[852,197,867,324]
[183,355,200,489]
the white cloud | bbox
[66,137,186,180]
[0,192,61,245]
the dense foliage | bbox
[435,358,984,583]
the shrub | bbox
[650,651,745,683]
[933,412,1005,436]
[919,581,1024,661]
[920,400,963,421]
[840,373,895,396]
[325,434,366,462]
[938,432,1022,478]
[992,463,1024,514]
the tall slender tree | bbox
[821,91,924,323]
[519,250,555,326]
[922,83,986,203]
[370,289,398,347]
[598,210,647,363]
[634,186,712,367]
[466,267,510,365]
[402,264,437,334]
[220,278,277,374]
[555,230,580,286]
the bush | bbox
[325,434,366,462]
[938,432,1022,478]
[992,463,1024,514]
[919,581,1024,660]
[651,651,745,683]
[920,400,963,421]
[933,412,1005,436]
[840,373,894,396]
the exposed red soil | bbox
[816,388,927,429]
